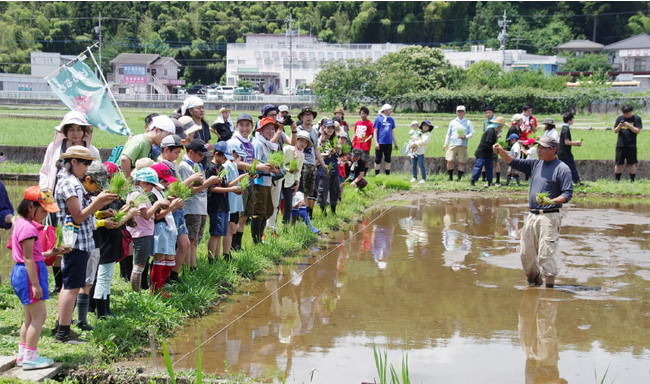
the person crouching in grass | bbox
[10,186,63,370]
[206,142,247,262]
[127,167,170,292]
[149,163,184,292]
[54,146,118,344]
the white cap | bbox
[278,105,289,112]
[410,120,419,126]
[379,104,393,113]
[456,105,466,112]
[150,115,176,134]
[55,111,91,131]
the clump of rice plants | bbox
[341,143,352,154]
[457,129,465,137]
[288,159,299,172]
[536,192,554,205]
[268,151,285,168]
[55,225,63,248]
[164,181,193,200]
[248,159,259,177]
[239,174,250,190]
[128,192,152,208]
[111,210,127,223]
[109,172,131,200]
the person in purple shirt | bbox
[493,136,573,289]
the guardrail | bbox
[0,90,318,104]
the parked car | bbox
[218,86,235,101]
[296,88,313,96]
[187,84,206,95]
[206,88,219,101]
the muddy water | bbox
[159,196,650,383]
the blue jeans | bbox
[471,158,493,183]
[411,154,426,180]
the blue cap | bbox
[507,133,519,141]
[236,113,254,124]
[260,104,278,116]
[214,141,233,160]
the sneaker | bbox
[545,275,556,289]
[75,321,94,331]
[22,356,54,371]
[410,178,417,182]
[418,180,425,184]
[16,357,23,367]
[55,330,86,344]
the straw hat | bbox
[59,145,97,161]
[178,115,202,135]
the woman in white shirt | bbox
[541,118,559,143]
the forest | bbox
[0,1,648,85]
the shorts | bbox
[229,212,240,224]
[61,249,90,290]
[209,211,229,237]
[154,221,178,255]
[615,147,637,165]
[11,261,49,305]
[173,209,188,236]
[185,214,207,242]
[375,143,393,164]
[299,163,316,198]
[84,249,100,286]
[445,146,468,163]
[132,236,154,265]
[244,184,273,219]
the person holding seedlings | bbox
[92,164,139,318]
[126,168,170,291]
[224,148,245,256]
[493,136,573,288]
[159,134,198,283]
[558,113,582,185]
[178,139,220,269]
[53,146,118,344]
[10,186,62,370]
[40,111,100,295]
[317,119,341,216]
[248,117,281,243]
[613,104,642,182]
[352,106,374,162]
[281,131,308,224]
[348,149,368,190]
[444,105,474,181]
[471,116,506,187]
[120,115,175,178]
[373,104,398,176]
[149,163,184,292]
[408,120,434,184]
[206,142,245,261]
[505,133,522,186]
[297,107,327,219]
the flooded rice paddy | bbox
[158,195,650,383]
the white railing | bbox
[0,90,318,104]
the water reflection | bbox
[518,289,567,384]
[125,198,650,382]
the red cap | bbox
[23,186,59,213]
[150,163,177,184]
[257,117,279,131]
[103,161,119,176]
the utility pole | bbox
[285,14,294,95]
[497,10,510,69]
[94,12,103,76]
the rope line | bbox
[172,204,394,367]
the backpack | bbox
[107,145,124,165]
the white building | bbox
[0,52,76,92]
[443,45,566,73]
[225,34,405,94]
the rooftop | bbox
[556,39,604,51]
[604,33,650,51]
[110,53,160,65]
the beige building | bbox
[108,53,185,95]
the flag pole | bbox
[43,42,99,81]
[86,44,131,136]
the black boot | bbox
[76,293,94,331]
[52,266,62,294]
[456,171,464,181]
[106,295,113,316]
[320,206,327,217]
[447,170,453,181]
[96,299,108,319]
[330,204,336,215]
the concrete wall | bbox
[1,145,646,181]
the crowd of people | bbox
[0,96,642,371]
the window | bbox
[118,67,124,75]
[228,59,235,64]
[118,88,126,94]
[238,60,246,64]
[285,79,289,87]
[164,69,168,76]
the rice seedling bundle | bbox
[109,172,131,200]
[164,181,193,200]
[248,159,259,177]
[268,151,285,168]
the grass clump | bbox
[108,172,131,200]
[370,174,412,191]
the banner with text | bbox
[47,59,131,136]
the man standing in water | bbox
[493,136,573,288]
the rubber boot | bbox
[76,293,93,331]
[330,204,337,215]
[106,295,113,316]
[290,209,299,225]
[299,207,320,234]
[96,299,108,319]
[320,205,327,217]
[52,266,62,294]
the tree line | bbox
[0,1,648,85]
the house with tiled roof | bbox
[109,53,185,95]
[603,33,650,71]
